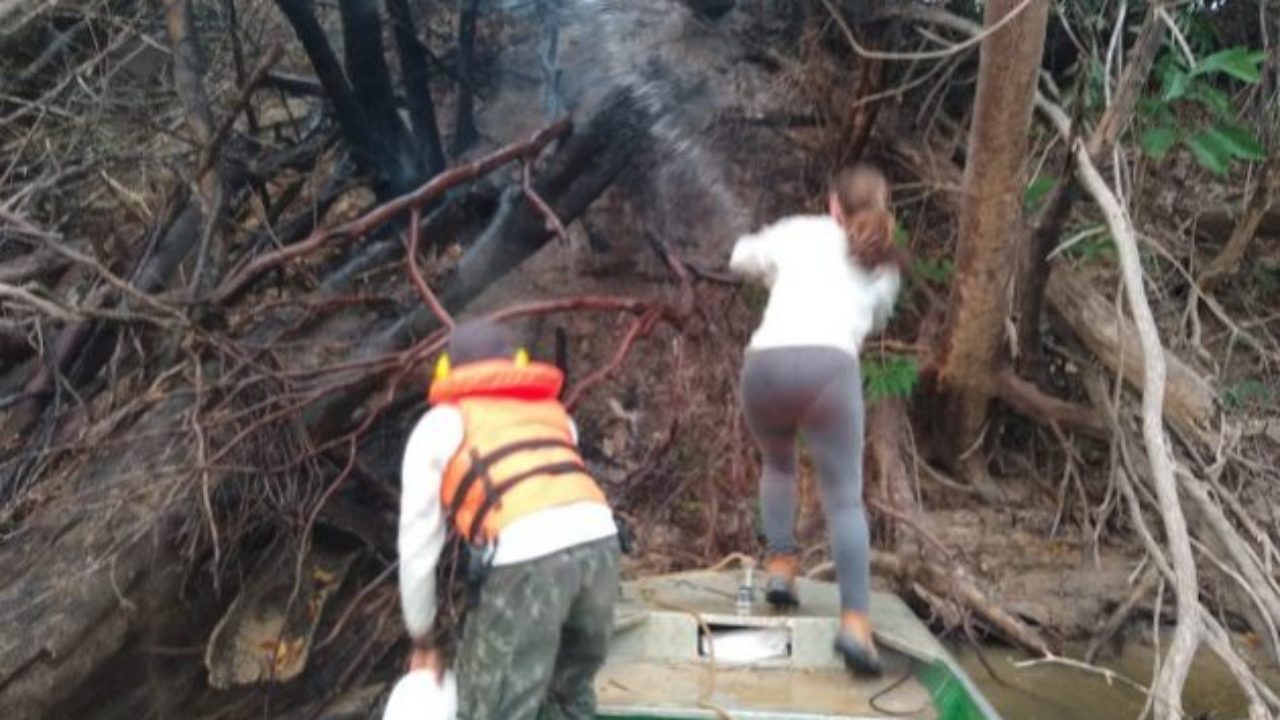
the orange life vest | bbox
[427,359,606,543]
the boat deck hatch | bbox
[595,571,955,719]
[698,623,793,663]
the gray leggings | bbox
[741,346,869,614]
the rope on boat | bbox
[638,584,737,720]
[704,552,756,573]
[868,664,930,717]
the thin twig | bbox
[212,118,571,305]
[821,0,1039,62]
[403,206,454,329]
[195,43,284,179]
[522,159,569,244]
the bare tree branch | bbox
[1075,141,1200,720]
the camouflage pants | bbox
[456,537,621,720]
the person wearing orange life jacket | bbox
[398,318,620,720]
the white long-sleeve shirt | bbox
[729,214,900,356]
[398,405,617,643]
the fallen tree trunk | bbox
[305,87,657,438]
[0,398,193,720]
[871,551,1054,657]
[1045,266,1216,443]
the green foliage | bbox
[1136,44,1268,175]
[1160,62,1193,103]
[1183,124,1268,174]
[1185,131,1232,174]
[1207,125,1267,161]
[1193,48,1268,84]
[1066,236,1116,264]
[862,355,919,404]
[1139,126,1179,159]
[1222,379,1276,411]
[1024,175,1058,214]
[912,256,954,285]
[1057,224,1114,265]
[893,220,910,248]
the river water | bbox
[950,641,1278,719]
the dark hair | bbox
[447,319,516,366]
[828,163,905,271]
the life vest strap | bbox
[446,437,581,534]
[465,460,588,543]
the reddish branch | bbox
[211,119,572,305]
[564,307,667,411]
[522,160,570,244]
[404,206,454,329]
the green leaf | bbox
[1185,131,1231,175]
[1208,124,1267,161]
[1187,82,1233,118]
[1139,126,1179,159]
[1024,175,1058,212]
[1222,379,1274,411]
[911,256,954,284]
[1065,234,1115,265]
[1137,97,1175,126]
[1193,47,1266,84]
[893,221,909,248]
[1161,65,1191,102]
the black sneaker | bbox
[835,629,883,677]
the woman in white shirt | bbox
[729,165,902,676]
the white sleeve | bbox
[398,406,464,644]
[728,228,780,282]
[867,267,901,334]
